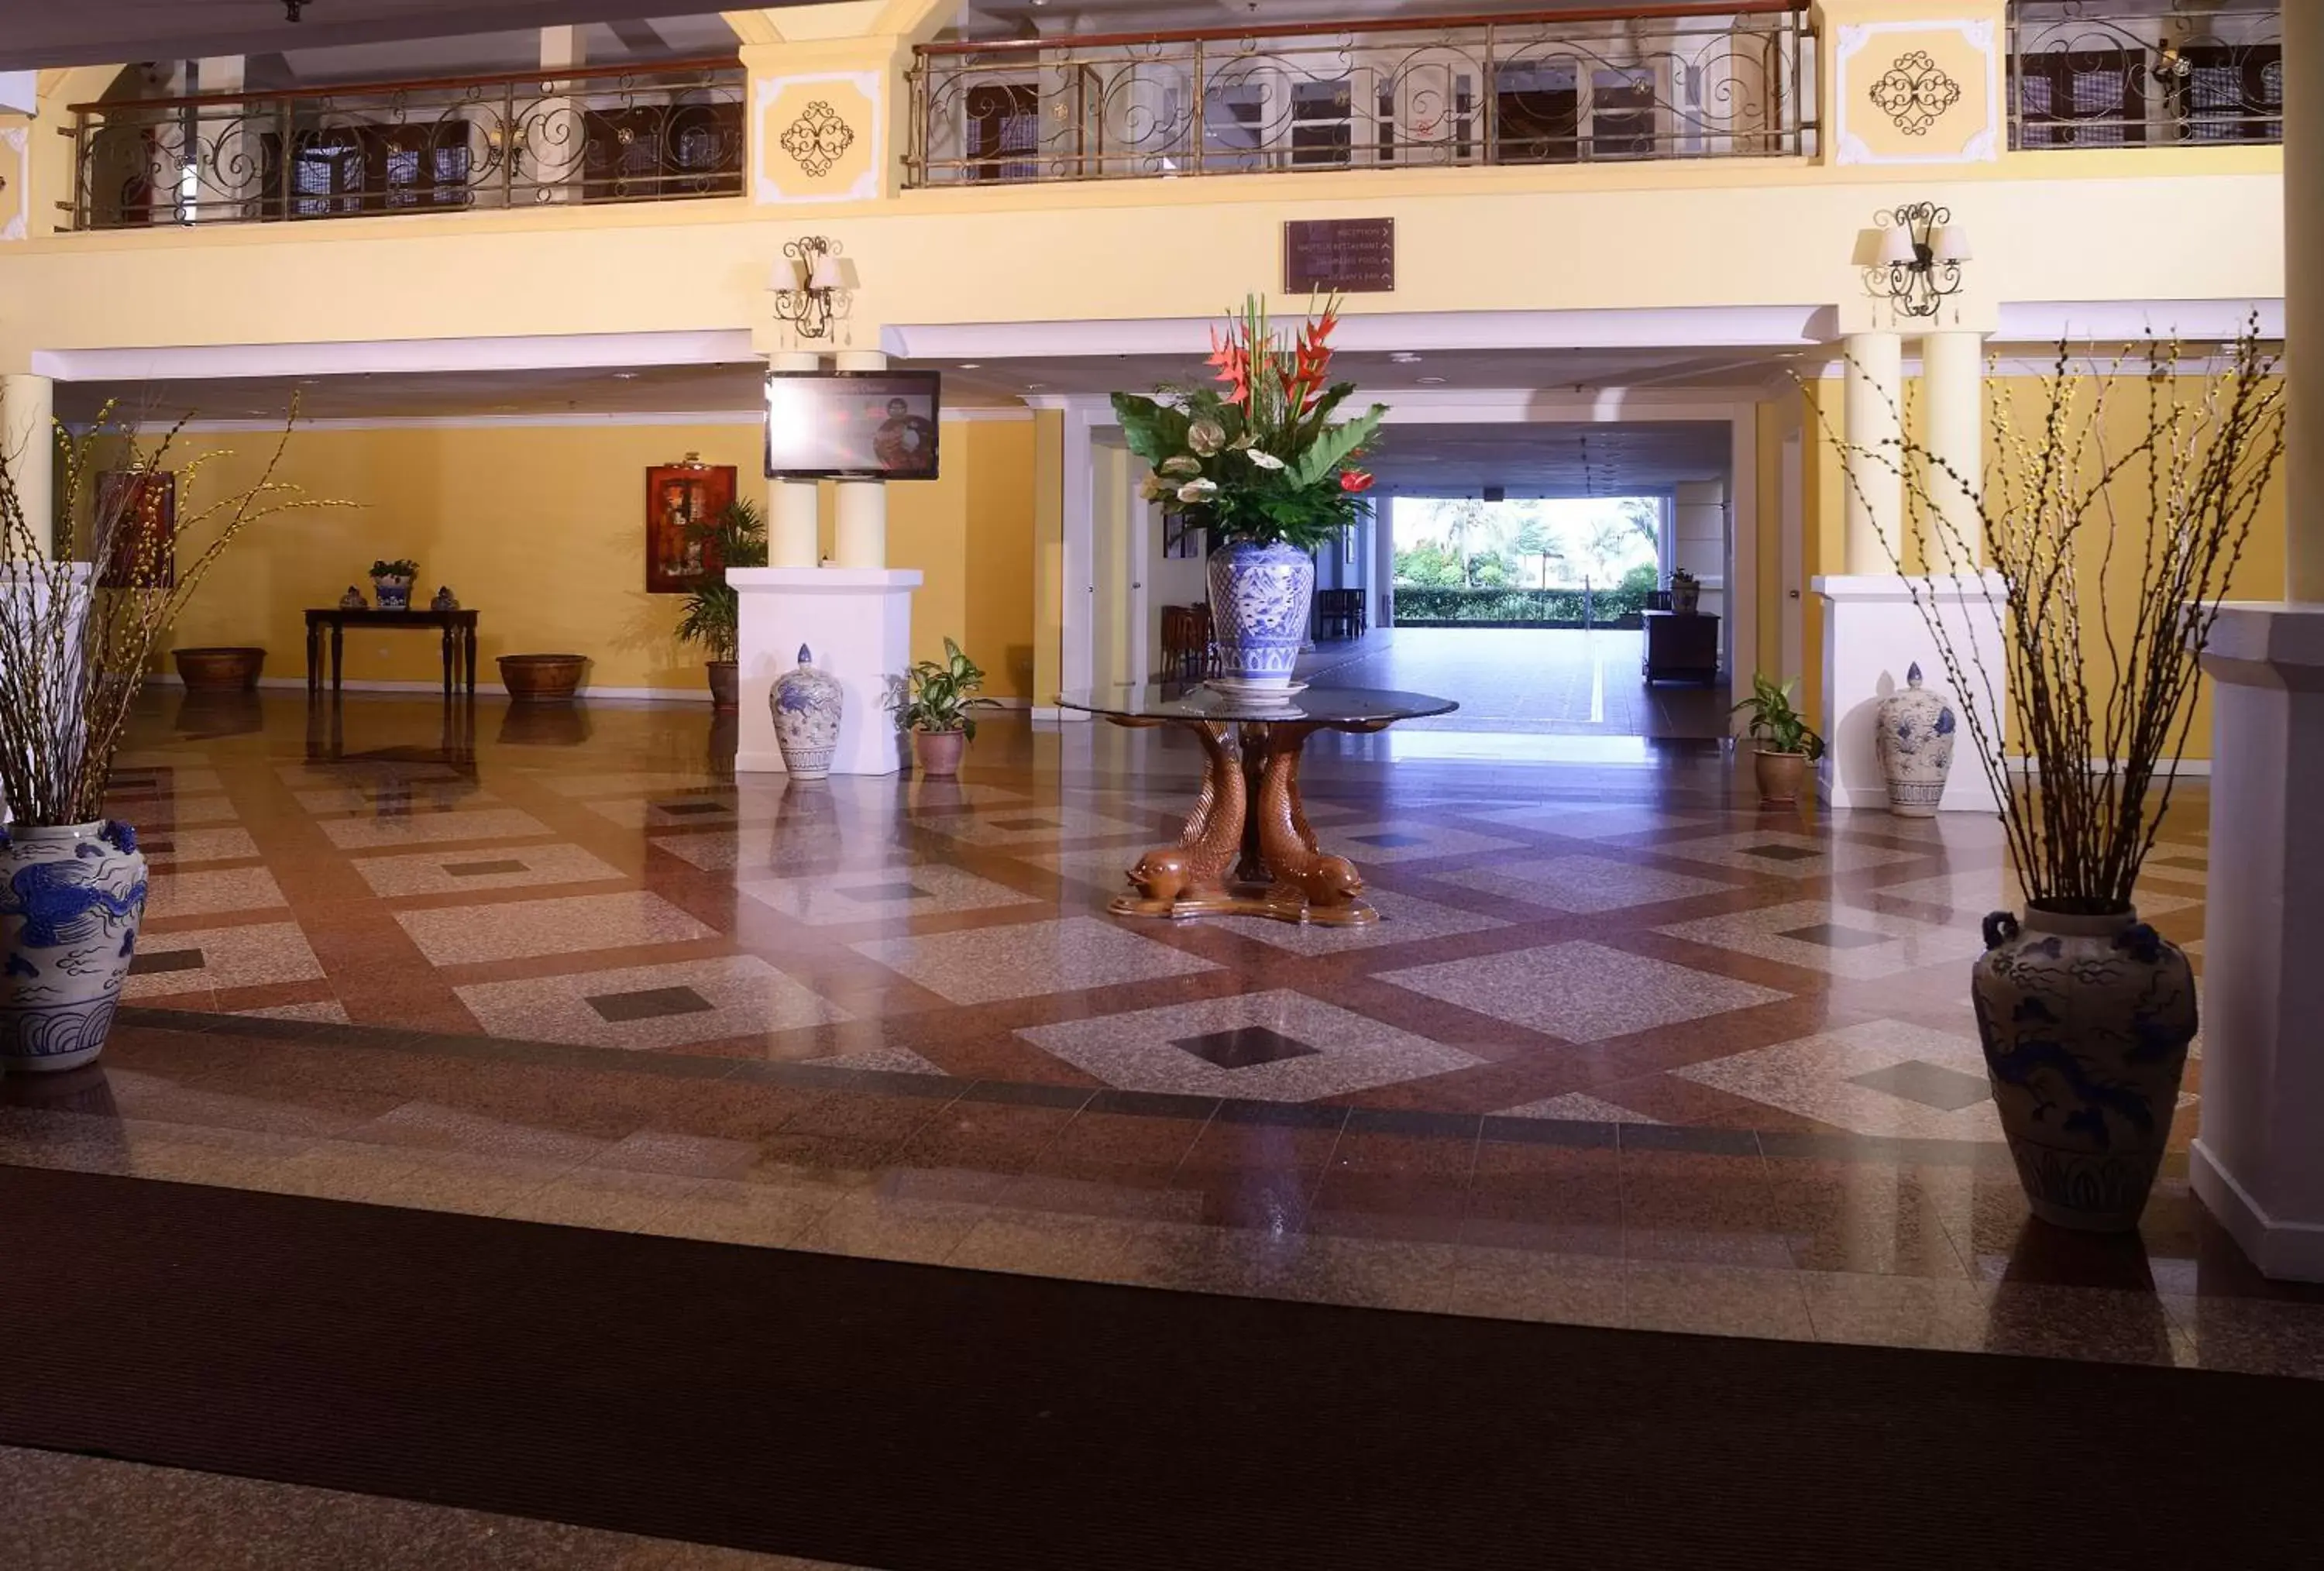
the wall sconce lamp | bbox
[770,236,851,342]
[1866,201,1972,319]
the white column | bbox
[1921,330,1985,574]
[831,349,888,569]
[1842,330,1904,572]
[2187,0,2324,1281]
[2,373,53,555]
[765,352,821,568]
[530,26,588,203]
[1370,496,1395,628]
[1672,480,1724,621]
[197,57,260,224]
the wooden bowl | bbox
[497,654,588,703]
[173,646,266,693]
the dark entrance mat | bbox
[0,1165,2315,1570]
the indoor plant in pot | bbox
[1668,566,1701,614]
[1733,672,1824,806]
[370,558,418,610]
[2,414,328,1071]
[1113,295,1385,696]
[897,637,995,778]
[1838,328,2284,1230]
[673,497,766,712]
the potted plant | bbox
[370,557,418,610]
[673,497,766,712]
[1732,672,1824,806]
[897,638,995,778]
[1113,296,1385,695]
[1831,328,2284,1231]
[1668,566,1701,614]
[2,415,328,1072]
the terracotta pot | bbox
[173,646,265,693]
[1753,748,1810,805]
[705,659,739,712]
[913,728,968,778]
[497,654,587,703]
[1971,902,2196,1232]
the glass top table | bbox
[1057,685,1459,727]
[1057,683,1459,928]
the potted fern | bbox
[896,638,995,778]
[1733,672,1824,806]
[672,497,766,711]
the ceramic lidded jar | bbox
[1875,662,1958,816]
[772,644,844,781]
[0,819,150,1073]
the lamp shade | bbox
[806,253,847,291]
[1876,225,1917,266]
[768,256,803,291]
[1931,224,1974,263]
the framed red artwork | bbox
[97,469,176,590]
[645,459,737,595]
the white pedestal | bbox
[731,567,920,777]
[1813,573,2006,813]
[2189,603,2324,1281]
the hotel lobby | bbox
[3,1,2322,1566]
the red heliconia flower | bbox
[1339,469,1374,494]
[1207,328,1252,407]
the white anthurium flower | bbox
[1188,420,1227,456]
[1246,450,1287,471]
[1177,478,1219,504]
[1159,455,1204,477]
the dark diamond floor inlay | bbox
[129,949,206,976]
[1171,1026,1322,1071]
[1848,1060,1994,1112]
[1354,832,1428,848]
[443,860,530,878]
[655,802,728,818]
[1777,923,1891,951]
[585,986,716,1024]
[834,882,931,903]
[991,817,1062,832]
[1741,844,1821,863]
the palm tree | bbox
[1511,520,1566,588]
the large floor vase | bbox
[1208,541,1314,695]
[0,820,150,1073]
[1971,903,2196,1231]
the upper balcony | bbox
[63,57,745,231]
[2007,3,2281,150]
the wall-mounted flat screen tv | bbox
[765,370,940,480]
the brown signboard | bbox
[1284,218,1395,294]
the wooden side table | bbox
[1642,610,1720,686]
[305,608,479,698]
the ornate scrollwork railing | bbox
[906,3,1814,187]
[2008,3,2282,148]
[67,60,746,230]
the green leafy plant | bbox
[1112,295,1386,552]
[1733,672,1825,759]
[1669,567,1698,587]
[897,638,995,737]
[370,558,417,579]
[672,497,767,664]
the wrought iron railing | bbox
[2008,3,2282,148]
[66,59,746,229]
[906,2,1815,187]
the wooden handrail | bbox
[916,1,1803,59]
[69,57,743,115]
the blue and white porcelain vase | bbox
[1875,662,1957,816]
[1207,539,1314,695]
[0,820,149,1074]
[372,572,414,611]
[1972,903,2195,1232]
[772,644,844,781]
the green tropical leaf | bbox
[1290,402,1388,489]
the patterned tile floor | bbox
[5,688,2315,1384]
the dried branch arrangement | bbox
[1831,327,2284,914]
[0,407,339,827]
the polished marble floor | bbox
[9,688,2318,1389]
[1303,626,1731,736]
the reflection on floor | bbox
[1302,626,1730,737]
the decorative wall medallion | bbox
[781,101,856,178]
[1870,51,1961,136]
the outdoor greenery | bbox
[1390,584,1655,627]
[1391,497,1659,603]
[1112,295,1385,552]
[672,498,767,665]
[1733,672,1825,760]
[898,638,996,738]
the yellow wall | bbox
[151,415,1035,698]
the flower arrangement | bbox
[1111,295,1387,551]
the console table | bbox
[1642,610,1720,686]
[305,607,479,697]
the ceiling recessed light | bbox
[959,362,982,370]
[1387,352,1422,364]
[611,372,639,380]
[1026,383,1048,390]
[1416,375,1449,386]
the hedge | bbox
[1387,585,1652,627]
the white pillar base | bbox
[1813,572,2006,813]
[731,567,921,777]
[2189,602,2324,1280]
